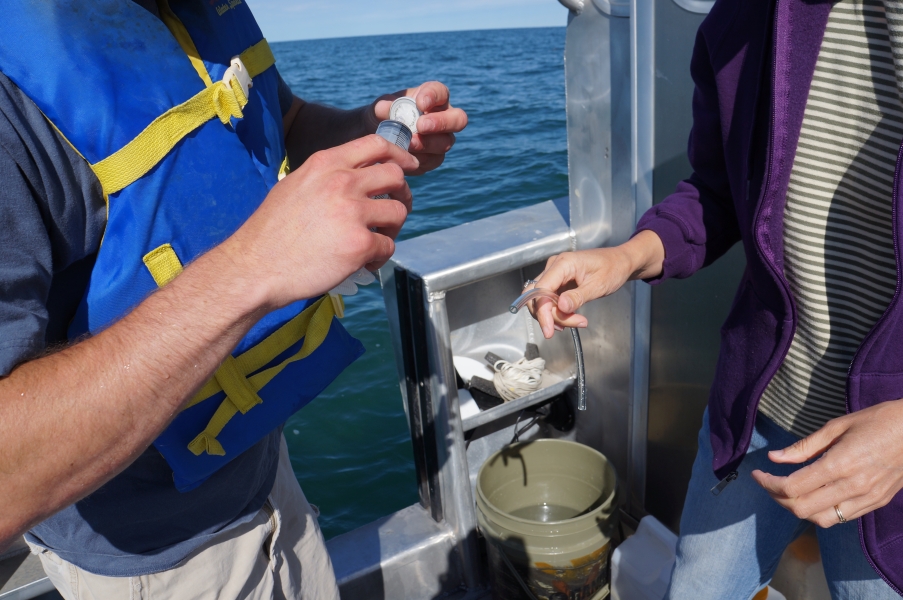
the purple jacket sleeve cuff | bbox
[631,213,698,285]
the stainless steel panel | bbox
[386,200,572,295]
[572,285,635,503]
[461,378,574,432]
[671,0,714,14]
[0,579,55,600]
[566,3,615,252]
[563,0,639,514]
[327,505,461,600]
[380,199,582,594]
[445,266,577,385]
[0,541,54,600]
[644,0,746,532]
[377,0,742,591]
[380,266,409,421]
[592,0,631,18]
[628,0,655,517]
[558,0,585,13]
[425,295,483,590]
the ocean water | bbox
[272,27,568,540]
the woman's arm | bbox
[531,230,665,339]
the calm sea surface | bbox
[272,27,568,539]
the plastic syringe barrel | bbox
[373,120,413,199]
[377,119,413,149]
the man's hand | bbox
[530,230,665,339]
[370,81,468,175]
[0,134,416,549]
[752,399,903,527]
[284,81,466,177]
[225,134,416,310]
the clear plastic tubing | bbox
[509,288,587,411]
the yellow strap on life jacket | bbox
[143,243,184,286]
[278,155,290,181]
[92,76,249,196]
[238,40,276,80]
[141,244,342,457]
[157,0,214,87]
[214,355,263,414]
[187,296,338,456]
[90,36,275,197]
[157,0,275,91]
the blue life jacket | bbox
[0,0,364,491]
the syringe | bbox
[372,97,420,198]
[328,98,423,314]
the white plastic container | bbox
[611,515,786,600]
[611,516,677,600]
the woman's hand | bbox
[531,230,665,338]
[752,399,903,527]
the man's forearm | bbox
[0,244,267,548]
[284,98,375,170]
[0,117,416,551]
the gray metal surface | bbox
[376,2,649,594]
[671,0,715,14]
[561,0,643,519]
[628,0,655,521]
[379,198,583,594]
[327,505,461,600]
[425,295,483,591]
[0,541,53,600]
[368,0,747,596]
[446,276,576,377]
[565,3,621,252]
[643,0,745,533]
[0,577,54,600]
[557,0,585,13]
[559,0,726,537]
[388,200,573,296]
[591,0,631,18]
[461,378,574,432]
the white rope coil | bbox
[492,357,545,402]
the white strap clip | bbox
[222,56,252,99]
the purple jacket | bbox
[636,0,903,590]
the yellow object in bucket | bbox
[477,439,618,599]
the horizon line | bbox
[268,24,565,44]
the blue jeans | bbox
[666,409,898,600]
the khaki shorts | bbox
[31,436,340,600]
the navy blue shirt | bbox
[1,49,296,575]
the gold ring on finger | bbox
[834,504,847,524]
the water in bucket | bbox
[476,439,618,600]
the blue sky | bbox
[249,0,567,42]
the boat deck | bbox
[0,540,56,600]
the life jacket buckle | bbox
[222,56,252,99]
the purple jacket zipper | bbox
[713,0,796,493]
